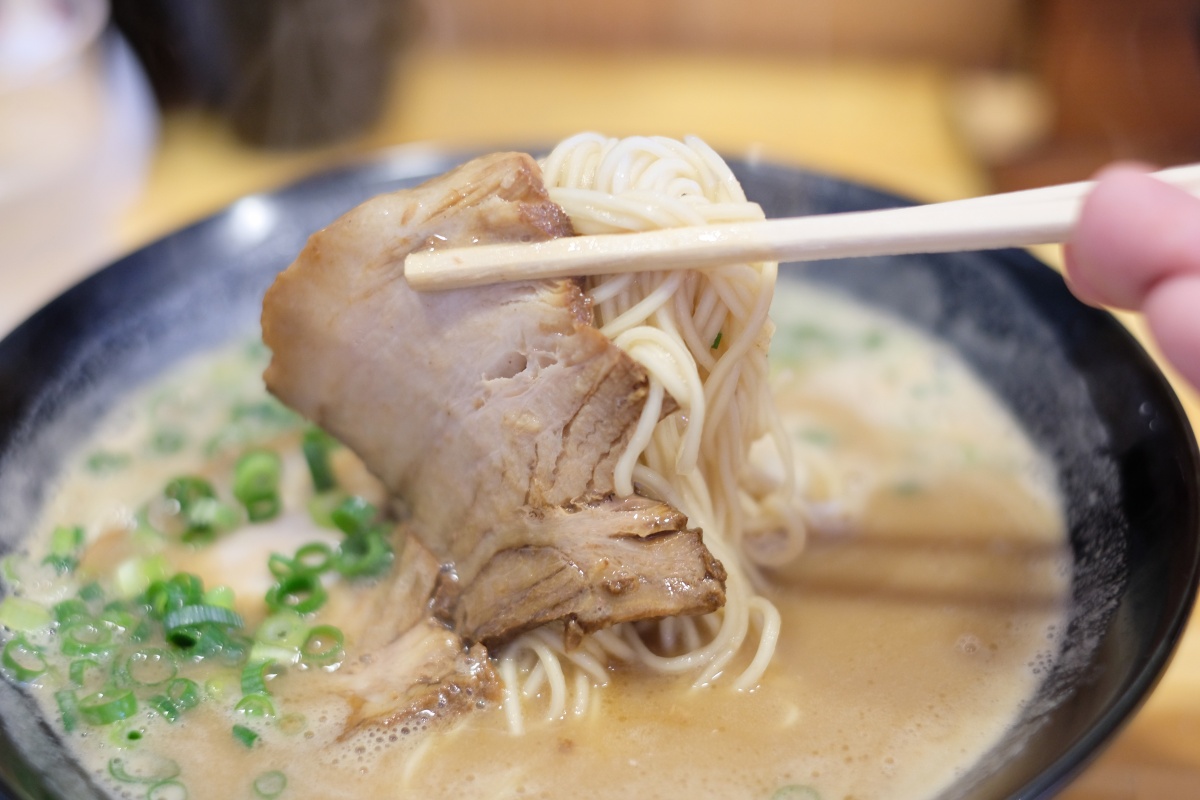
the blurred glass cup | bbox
[220,0,405,148]
[111,0,408,149]
[0,0,157,333]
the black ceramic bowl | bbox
[0,150,1197,799]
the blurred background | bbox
[4,0,1200,330]
[2,0,1200,795]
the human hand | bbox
[1065,164,1200,390]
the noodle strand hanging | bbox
[498,134,809,730]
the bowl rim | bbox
[0,145,1198,800]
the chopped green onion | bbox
[115,555,171,599]
[130,618,155,643]
[267,542,335,586]
[306,491,346,529]
[55,689,80,732]
[42,525,85,573]
[78,581,105,603]
[163,604,244,634]
[86,451,131,475]
[100,604,138,633]
[241,660,275,696]
[255,610,308,647]
[267,553,295,581]
[302,625,344,667]
[40,554,75,574]
[110,724,146,748]
[149,428,186,455]
[145,573,204,619]
[143,582,171,618]
[48,524,84,556]
[712,331,723,349]
[79,689,138,725]
[257,610,309,650]
[330,496,377,537]
[157,477,237,543]
[253,770,287,799]
[249,610,307,665]
[166,627,205,653]
[233,450,283,522]
[244,495,281,524]
[108,753,181,784]
[164,623,247,659]
[202,585,235,610]
[147,694,182,722]
[166,677,201,709]
[329,497,393,577]
[210,630,250,662]
[69,658,102,687]
[232,723,259,748]
[169,573,205,601]
[122,648,178,687]
[203,674,237,702]
[60,621,115,658]
[235,693,276,718]
[293,543,333,575]
[334,529,393,579]
[248,642,300,666]
[3,636,48,681]
[53,598,90,626]
[163,476,216,511]
[148,780,189,800]
[182,498,241,543]
[0,596,52,632]
[302,427,339,492]
[265,573,326,614]
[147,677,200,723]
[1,556,20,585]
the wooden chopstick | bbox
[404,164,1200,291]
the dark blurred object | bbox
[109,0,407,148]
[107,0,230,106]
[219,0,405,148]
[994,0,1200,190]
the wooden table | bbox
[18,47,1200,799]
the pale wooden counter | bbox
[51,47,1200,800]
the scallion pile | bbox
[0,402,398,798]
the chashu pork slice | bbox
[261,152,726,646]
[327,534,498,739]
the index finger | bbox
[1065,164,1200,310]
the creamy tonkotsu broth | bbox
[0,282,1069,800]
